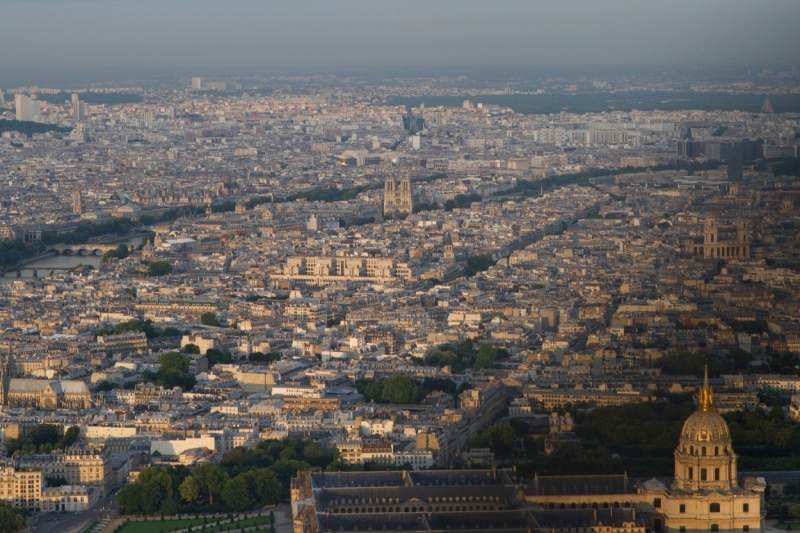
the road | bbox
[34,492,118,533]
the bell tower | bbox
[704,217,718,245]
[737,219,750,258]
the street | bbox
[34,493,118,533]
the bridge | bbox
[45,244,129,256]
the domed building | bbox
[525,369,765,533]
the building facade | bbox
[384,177,412,215]
[525,370,765,533]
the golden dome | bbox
[680,409,731,442]
[680,365,731,443]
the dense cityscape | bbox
[1,3,800,533]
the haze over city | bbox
[1,3,800,533]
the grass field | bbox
[117,514,273,533]
[773,524,800,530]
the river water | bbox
[2,236,147,281]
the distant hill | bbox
[386,91,800,115]
[34,92,143,105]
[0,119,71,137]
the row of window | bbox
[331,505,503,513]
[669,502,749,513]
[687,467,723,481]
[678,526,749,532]
[686,446,727,456]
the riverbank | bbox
[0,251,58,275]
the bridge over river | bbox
[46,244,128,256]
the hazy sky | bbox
[1,0,799,73]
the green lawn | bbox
[773,524,800,531]
[118,515,273,533]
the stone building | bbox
[690,217,750,259]
[0,347,91,410]
[384,176,412,215]
[525,369,765,533]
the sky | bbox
[1,0,799,74]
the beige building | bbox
[525,370,765,533]
[690,217,750,260]
[276,256,413,284]
[0,461,43,512]
[17,448,113,497]
[384,176,412,215]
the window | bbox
[690,446,694,455]
[680,528,686,533]
[702,447,707,456]
[711,525,719,533]
[715,446,719,456]
[715,469,720,481]
[743,527,749,532]
[654,498,662,509]
[743,504,749,513]
[679,505,686,514]
[689,467,693,480]
[701,469,708,481]
[710,503,721,513]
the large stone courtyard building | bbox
[525,370,764,533]
[293,371,764,533]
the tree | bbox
[474,344,498,370]
[147,261,173,276]
[117,483,143,514]
[468,423,517,456]
[206,348,232,367]
[140,482,163,515]
[63,426,80,447]
[95,380,119,392]
[252,468,282,506]
[28,425,60,448]
[201,312,221,327]
[250,352,281,362]
[222,475,253,512]
[179,476,200,503]
[0,506,26,533]
[363,379,385,402]
[183,343,201,354]
[138,466,175,499]
[381,375,420,404]
[140,214,156,225]
[192,463,229,506]
[102,243,131,262]
[159,351,190,373]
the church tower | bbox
[443,232,455,265]
[673,367,737,492]
[737,219,750,258]
[383,176,413,216]
[0,344,14,407]
[704,217,718,246]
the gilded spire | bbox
[699,364,713,411]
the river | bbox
[1,236,147,282]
